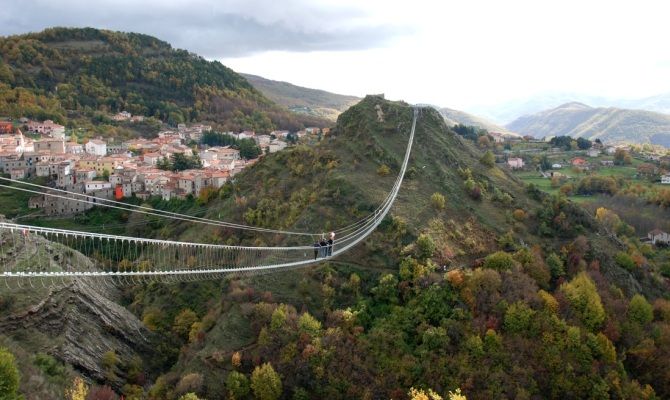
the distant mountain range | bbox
[506,102,670,145]
[241,73,360,121]
[242,74,518,135]
[470,93,670,124]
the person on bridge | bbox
[319,237,327,258]
[313,239,321,260]
[327,232,335,257]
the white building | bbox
[551,163,562,169]
[662,175,670,184]
[648,229,670,245]
[84,181,112,193]
[85,139,107,156]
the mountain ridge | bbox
[507,102,670,145]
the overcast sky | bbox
[2,0,669,116]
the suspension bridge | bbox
[0,108,419,289]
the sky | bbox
[1,0,669,118]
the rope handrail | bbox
[0,107,419,283]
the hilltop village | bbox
[0,111,326,216]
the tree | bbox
[483,251,515,271]
[173,309,199,340]
[416,234,436,260]
[178,394,202,400]
[66,377,88,400]
[614,149,631,165]
[477,135,491,148]
[238,139,261,159]
[576,137,592,150]
[297,312,322,336]
[408,387,443,400]
[431,192,446,210]
[480,150,495,167]
[628,294,653,326]
[251,363,282,400]
[560,272,606,330]
[0,348,20,400]
[226,371,250,400]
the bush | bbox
[377,164,391,176]
[483,251,516,271]
[430,192,446,210]
[480,150,495,167]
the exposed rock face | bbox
[0,280,151,384]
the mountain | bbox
[437,106,519,136]
[507,102,670,145]
[60,95,664,399]
[0,27,327,133]
[471,92,670,125]
[241,73,360,121]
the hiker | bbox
[327,232,335,256]
[319,237,327,258]
[313,240,321,260]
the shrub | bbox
[377,164,391,176]
[430,192,446,210]
[512,209,526,221]
[480,150,495,167]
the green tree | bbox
[251,363,282,400]
[483,251,515,271]
[178,394,202,400]
[239,139,261,159]
[297,312,322,336]
[0,348,20,400]
[560,272,606,330]
[628,294,653,326]
[226,371,250,400]
[416,234,436,259]
[480,150,495,167]
[546,252,565,279]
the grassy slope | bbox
[438,107,518,136]
[241,73,360,121]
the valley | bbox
[0,26,669,400]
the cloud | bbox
[0,0,410,57]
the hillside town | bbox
[0,114,313,216]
